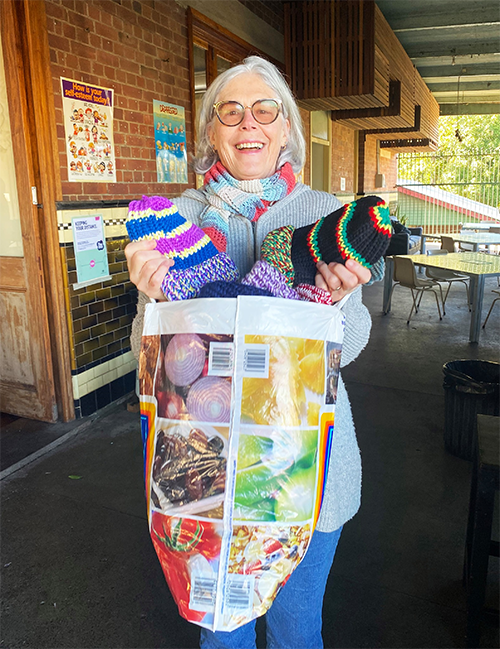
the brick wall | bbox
[331,122,356,194]
[365,135,398,192]
[46,0,194,202]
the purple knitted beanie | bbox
[126,195,239,300]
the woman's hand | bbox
[315,259,371,303]
[124,240,173,301]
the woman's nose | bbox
[240,106,257,128]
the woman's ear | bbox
[207,123,216,148]
[282,118,291,148]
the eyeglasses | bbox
[213,99,282,127]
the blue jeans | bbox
[200,526,342,649]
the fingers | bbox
[315,259,372,302]
[124,240,173,301]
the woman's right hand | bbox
[124,240,173,301]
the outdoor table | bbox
[461,222,495,231]
[450,232,500,252]
[383,252,500,343]
[421,231,500,255]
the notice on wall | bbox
[61,78,116,183]
[154,100,188,184]
[72,215,111,290]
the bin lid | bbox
[443,359,500,392]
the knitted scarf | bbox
[199,161,296,252]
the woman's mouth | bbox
[235,142,264,150]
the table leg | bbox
[469,276,484,343]
[383,257,393,313]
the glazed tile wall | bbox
[57,204,137,416]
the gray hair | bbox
[192,56,306,176]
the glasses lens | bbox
[216,102,244,126]
[252,99,280,124]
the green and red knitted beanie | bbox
[261,195,391,286]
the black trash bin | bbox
[443,360,500,460]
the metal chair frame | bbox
[482,289,500,328]
[425,249,471,310]
[385,256,445,324]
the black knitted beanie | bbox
[260,195,392,287]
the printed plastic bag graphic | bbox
[139,296,345,631]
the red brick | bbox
[69,11,94,32]
[103,66,116,80]
[49,33,70,51]
[70,40,96,59]
[87,3,101,22]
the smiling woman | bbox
[206,74,289,181]
[125,55,384,649]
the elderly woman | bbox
[125,55,383,649]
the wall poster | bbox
[71,215,111,289]
[61,78,116,183]
[153,100,188,184]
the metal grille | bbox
[396,150,500,233]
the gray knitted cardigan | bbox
[130,183,384,533]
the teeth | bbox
[236,142,263,150]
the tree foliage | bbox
[397,115,500,208]
[438,114,500,152]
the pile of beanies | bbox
[260,195,392,286]
[126,195,239,301]
[126,194,391,302]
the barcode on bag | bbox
[243,344,269,378]
[224,574,254,612]
[189,576,217,612]
[208,342,234,376]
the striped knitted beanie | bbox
[126,195,239,300]
[261,195,391,286]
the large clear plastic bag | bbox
[139,296,345,631]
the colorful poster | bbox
[61,78,116,183]
[154,100,188,184]
[71,215,111,289]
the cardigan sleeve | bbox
[338,285,372,368]
[130,291,150,361]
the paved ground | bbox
[1,275,498,649]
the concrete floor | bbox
[1,274,499,649]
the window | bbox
[310,111,331,192]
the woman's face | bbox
[208,73,290,181]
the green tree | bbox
[397,115,500,208]
[438,114,500,152]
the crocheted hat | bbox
[126,195,239,300]
[198,266,332,304]
[260,195,391,287]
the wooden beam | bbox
[23,0,74,421]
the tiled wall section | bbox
[58,204,137,417]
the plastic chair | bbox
[441,236,457,253]
[482,289,500,328]
[425,249,470,310]
[385,256,444,324]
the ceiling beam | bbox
[440,103,500,115]
[400,39,500,59]
[418,63,500,78]
[426,81,500,93]
[375,0,500,31]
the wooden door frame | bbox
[1,0,74,421]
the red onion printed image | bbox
[186,375,232,423]
[164,334,206,386]
[156,333,233,424]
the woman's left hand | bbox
[315,259,372,302]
